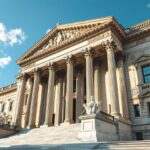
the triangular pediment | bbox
[135,55,150,63]
[17,16,124,65]
[141,90,150,98]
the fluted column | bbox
[94,61,102,110]
[36,82,44,127]
[85,48,94,103]
[106,42,120,117]
[44,64,55,126]
[117,54,129,119]
[24,79,33,128]
[61,74,66,122]
[64,56,74,123]
[55,73,63,125]
[0,103,2,113]
[75,66,82,123]
[13,74,27,128]
[40,82,47,125]
[28,70,40,128]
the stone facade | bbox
[0,16,150,140]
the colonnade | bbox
[13,43,129,128]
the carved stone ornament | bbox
[101,38,117,51]
[36,31,80,54]
[83,97,100,115]
[0,113,12,125]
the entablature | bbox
[17,16,125,68]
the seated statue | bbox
[82,97,100,115]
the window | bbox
[147,102,150,116]
[9,101,13,111]
[136,132,143,140]
[134,104,140,117]
[142,65,150,83]
[1,103,5,113]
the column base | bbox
[42,122,53,127]
[61,120,74,126]
[111,112,121,117]
[27,124,37,129]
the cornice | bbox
[125,19,150,43]
[17,16,125,66]
[0,83,17,95]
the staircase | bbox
[0,123,150,149]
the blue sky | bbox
[0,0,150,87]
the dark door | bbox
[73,99,76,123]
[136,132,143,140]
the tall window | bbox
[142,65,150,83]
[1,103,5,113]
[9,101,13,111]
[134,104,140,117]
[147,102,150,117]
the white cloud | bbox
[46,28,51,34]
[0,23,26,46]
[0,56,11,68]
[147,3,150,8]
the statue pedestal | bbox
[78,113,118,142]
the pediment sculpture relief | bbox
[36,30,80,55]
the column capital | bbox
[31,67,40,74]
[65,55,75,64]
[102,39,117,52]
[83,47,94,57]
[16,73,29,81]
[47,62,57,71]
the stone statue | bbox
[48,39,53,47]
[82,97,100,115]
[54,31,64,45]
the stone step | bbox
[0,123,150,149]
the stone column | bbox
[55,73,63,125]
[106,42,120,117]
[28,70,40,128]
[75,66,82,123]
[84,48,94,103]
[117,55,129,119]
[64,56,74,123]
[44,64,55,126]
[41,82,48,125]
[13,74,27,127]
[24,79,33,128]
[36,82,44,127]
[94,61,102,110]
[81,69,85,108]
[61,74,66,122]
[0,102,2,113]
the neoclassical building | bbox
[0,16,150,140]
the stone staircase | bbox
[0,123,150,149]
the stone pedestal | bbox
[78,113,118,142]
